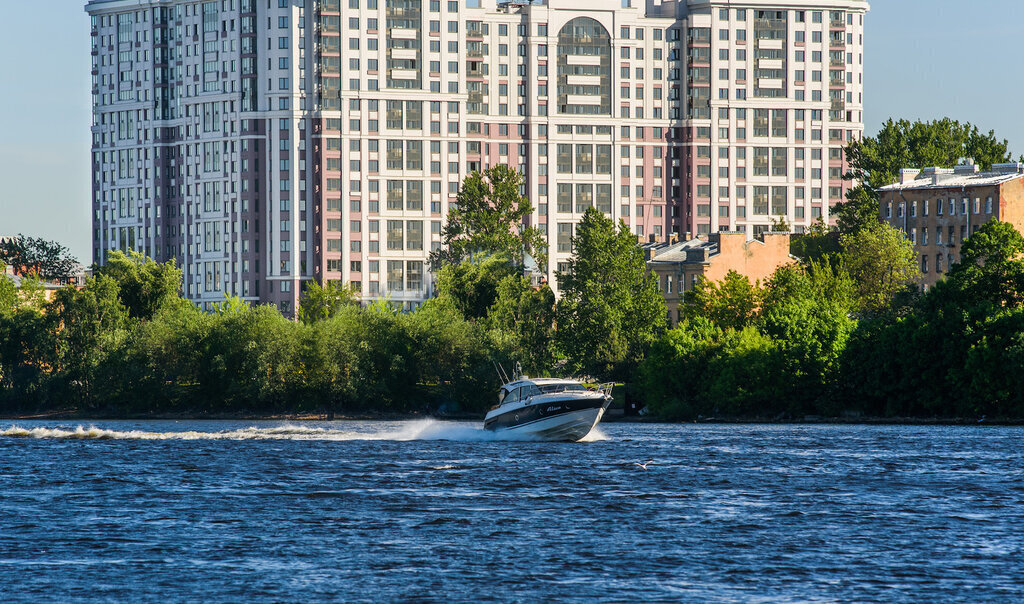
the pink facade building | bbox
[86,0,868,314]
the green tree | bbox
[833,185,881,236]
[790,218,841,265]
[0,234,79,282]
[958,309,1024,417]
[836,222,1024,418]
[336,301,419,410]
[94,251,183,321]
[757,265,857,412]
[0,267,19,314]
[0,271,56,410]
[121,298,211,412]
[48,274,130,407]
[486,273,557,375]
[431,165,546,270]
[555,207,666,380]
[404,298,496,413]
[699,326,786,416]
[637,317,721,419]
[291,318,359,418]
[638,317,789,420]
[431,252,556,379]
[838,222,920,314]
[682,270,762,331]
[15,276,50,312]
[943,219,1024,308]
[297,280,358,324]
[846,118,1011,190]
[432,254,517,321]
[195,301,298,411]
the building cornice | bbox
[85,0,173,15]
[687,0,869,11]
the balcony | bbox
[389,69,418,80]
[687,29,711,45]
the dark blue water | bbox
[1,421,1022,602]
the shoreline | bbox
[1,410,1021,426]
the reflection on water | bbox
[0,421,1021,601]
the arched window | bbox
[557,17,611,115]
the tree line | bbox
[2,119,1022,420]
[640,219,1024,420]
[0,166,661,417]
[0,234,79,283]
[0,250,525,417]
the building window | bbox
[387,220,403,250]
[387,261,404,291]
[557,223,573,253]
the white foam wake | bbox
[0,420,610,443]
[579,426,610,442]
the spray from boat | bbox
[0,420,608,442]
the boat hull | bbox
[484,394,610,442]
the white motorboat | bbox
[483,369,613,442]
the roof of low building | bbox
[642,232,792,265]
[642,238,713,264]
[879,165,1024,192]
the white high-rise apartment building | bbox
[86,0,868,314]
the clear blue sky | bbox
[2,0,1022,264]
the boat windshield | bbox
[538,383,587,394]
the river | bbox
[1,421,1021,602]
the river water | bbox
[0,421,1021,602]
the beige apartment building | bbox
[85,0,868,314]
[878,161,1024,288]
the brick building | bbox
[644,230,794,325]
[878,161,1024,288]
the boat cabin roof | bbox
[501,377,581,390]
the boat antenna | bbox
[493,361,510,384]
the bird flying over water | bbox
[633,460,654,470]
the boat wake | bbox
[0,420,609,443]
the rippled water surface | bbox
[1,421,1022,602]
